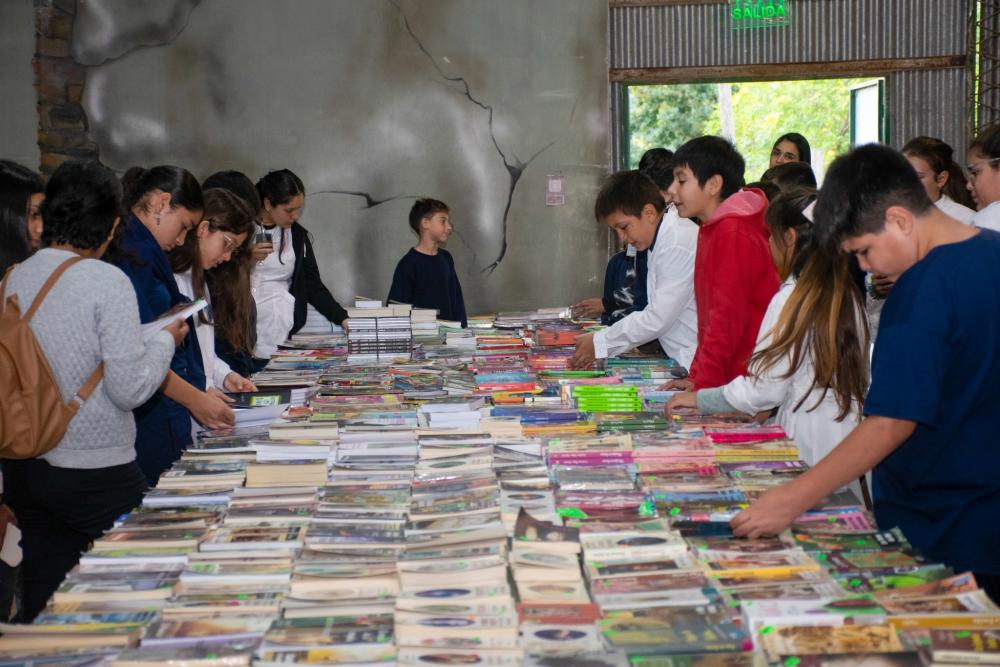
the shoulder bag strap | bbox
[24,257,85,321]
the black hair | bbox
[638,147,675,190]
[672,136,746,199]
[813,144,932,249]
[761,161,818,191]
[594,170,665,221]
[256,169,305,264]
[772,132,812,165]
[408,198,450,234]
[256,169,305,208]
[0,160,45,273]
[901,136,976,210]
[40,160,122,251]
[203,170,262,215]
[122,165,204,215]
[744,180,781,203]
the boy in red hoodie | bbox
[667,136,780,390]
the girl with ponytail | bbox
[902,136,976,224]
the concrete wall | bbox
[0,0,42,169]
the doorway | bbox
[624,77,887,183]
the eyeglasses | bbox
[967,157,1000,179]
[221,233,239,252]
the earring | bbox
[155,214,161,226]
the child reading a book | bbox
[387,198,467,327]
[665,187,868,471]
[170,188,257,396]
[731,144,1000,602]
[666,136,780,389]
[568,171,698,370]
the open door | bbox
[849,79,886,146]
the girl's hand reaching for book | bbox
[665,390,697,417]
[223,372,257,393]
[192,390,235,429]
[163,319,189,346]
[658,378,694,391]
[731,484,810,539]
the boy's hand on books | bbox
[191,390,235,429]
[658,378,694,391]
[223,372,257,393]
[731,484,809,539]
[568,334,596,370]
[340,319,350,332]
[665,390,697,417]
[571,297,604,319]
[163,319,189,346]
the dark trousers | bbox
[1,458,147,621]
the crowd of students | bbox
[569,123,1000,601]
[1,121,999,618]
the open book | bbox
[141,299,207,340]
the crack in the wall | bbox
[308,190,417,210]
[389,0,557,275]
[74,0,204,67]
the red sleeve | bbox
[688,228,771,389]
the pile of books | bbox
[346,299,413,363]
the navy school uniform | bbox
[387,248,467,327]
[864,230,1000,581]
[114,215,206,485]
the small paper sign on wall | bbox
[546,174,565,206]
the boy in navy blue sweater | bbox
[387,198,467,327]
[732,144,1000,602]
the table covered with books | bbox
[3,304,998,667]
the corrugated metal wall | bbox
[610,0,972,168]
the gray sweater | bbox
[5,248,175,469]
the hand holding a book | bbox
[222,372,257,393]
[568,333,596,370]
[191,389,235,430]
[163,319,189,346]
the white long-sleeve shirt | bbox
[175,269,232,390]
[593,206,699,369]
[718,278,862,466]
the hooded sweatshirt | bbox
[688,187,780,389]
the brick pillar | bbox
[33,0,98,175]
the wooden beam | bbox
[610,0,726,6]
[610,55,967,84]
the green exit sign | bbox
[731,0,790,30]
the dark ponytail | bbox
[124,165,204,214]
[256,169,305,265]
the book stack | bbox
[409,307,441,344]
[572,385,643,413]
[346,300,413,363]
[393,441,522,665]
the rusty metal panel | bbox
[887,67,969,155]
[611,0,970,70]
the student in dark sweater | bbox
[387,198,467,327]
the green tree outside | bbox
[629,78,869,180]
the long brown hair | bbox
[750,189,869,421]
[170,188,255,351]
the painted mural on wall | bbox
[72,0,610,314]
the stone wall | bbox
[33,0,97,175]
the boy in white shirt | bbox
[569,170,698,370]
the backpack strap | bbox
[19,256,105,411]
[0,266,14,314]
[68,362,105,412]
[24,257,85,322]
